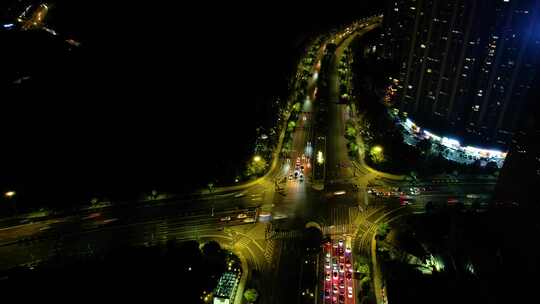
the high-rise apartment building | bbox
[383,0,540,148]
[494,77,540,208]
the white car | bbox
[348,287,353,298]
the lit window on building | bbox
[473,105,480,111]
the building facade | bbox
[494,77,540,208]
[383,0,540,149]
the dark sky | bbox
[0,1,382,206]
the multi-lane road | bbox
[323,238,355,304]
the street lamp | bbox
[253,155,262,162]
[4,191,17,215]
[317,151,324,164]
[372,146,383,154]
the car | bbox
[326,252,331,258]
[333,271,339,280]
[288,174,293,180]
[294,171,299,178]
[243,218,255,223]
[345,247,351,253]
[220,216,231,221]
[339,264,345,273]
[345,259,351,268]
[102,218,118,224]
[237,213,247,219]
[339,295,345,304]
[339,279,345,289]
[325,290,331,299]
[325,262,331,269]
[326,274,331,281]
[299,174,304,181]
[346,272,352,280]
[333,286,338,294]
[333,242,338,248]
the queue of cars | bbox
[288,155,309,182]
[324,239,354,304]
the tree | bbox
[287,121,296,132]
[360,275,371,291]
[244,288,259,303]
[370,145,385,163]
[292,102,301,112]
[246,157,268,177]
[346,125,357,138]
[377,222,390,239]
[357,263,370,275]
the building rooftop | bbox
[214,271,239,299]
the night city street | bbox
[1,1,540,304]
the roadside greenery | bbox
[377,222,391,240]
[245,157,268,177]
[244,288,259,303]
[344,119,359,159]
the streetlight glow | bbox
[317,151,324,164]
[253,155,262,162]
[372,146,383,154]
[5,191,16,198]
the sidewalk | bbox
[234,251,250,304]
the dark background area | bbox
[1,240,233,302]
[0,1,383,209]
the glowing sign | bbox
[404,118,414,129]
[423,130,441,142]
[441,137,460,148]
